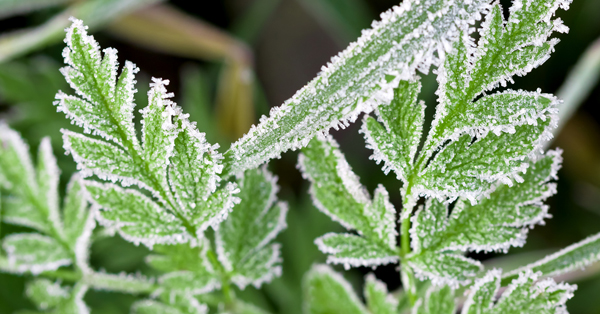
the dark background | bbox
[1,0,600,313]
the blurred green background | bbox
[1,0,600,313]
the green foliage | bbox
[408,152,562,286]
[299,136,397,268]
[216,167,287,289]
[146,240,218,294]
[223,0,490,177]
[303,265,367,314]
[25,280,89,314]
[2,0,600,313]
[502,231,600,285]
[58,19,238,247]
[412,286,454,314]
[463,270,575,314]
[0,125,93,274]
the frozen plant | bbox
[1,0,600,313]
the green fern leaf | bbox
[462,269,575,314]
[408,151,561,286]
[303,265,366,314]
[0,125,94,273]
[146,239,219,294]
[56,19,238,247]
[364,274,398,314]
[216,167,287,289]
[299,136,398,268]
[413,286,455,314]
[363,0,567,201]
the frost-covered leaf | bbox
[425,0,568,151]
[315,233,398,269]
[299,135,397,268]
[408,152,561,286]
[26,282,90,314]
[303,265,366,314]
[408,251,482,288]
[413,286,455,314]
[216,167,287,289]
[36,138,62,233]
[62,174,92,247]
[0,124,46,232]
[140,78,179,191]
[132,294,208,314]
[362,0,569,200]
[57,19,233,247]
[2,233,71,274]
[414,120,552,201]
[62,130,146,188]
[146,240,219,295]
[86,181,191,247]
[502,231,600,285]
[364,274,398,314]
[26,279,70,311]
[168,115,238,235]
[58,19,138,147]
[361,79,424,182]
[223,0,490,176]
[169,115,222,220]
[462,269,575,314]
[0,124,94,273]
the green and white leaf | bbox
[36,138,62,233]
[502,230,600,285]
[86,181,191,248]
[26,282,90,314]
[146,239,219,294]
[364,274,398,314]
[361,79,424,182]
[216,167,287,289]
[414,0,568,199]
[299,135,397,268]
[2,233,71,274]
[62,174,95,270]
[413,286,455,314]
[462,269,575,314]
[408,151,561,286]
[0,125,47,232]
[57,19,238,248]
[26,279,71,311]
[414,120,552,201]
[223,0,491,177]
[0,124,95,274]
[132,294,207,314]
[303,265,366,314]
[362,0,568,201]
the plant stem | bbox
[0,257,158,295]
[399,186,417,305]
[206,247,235,310]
